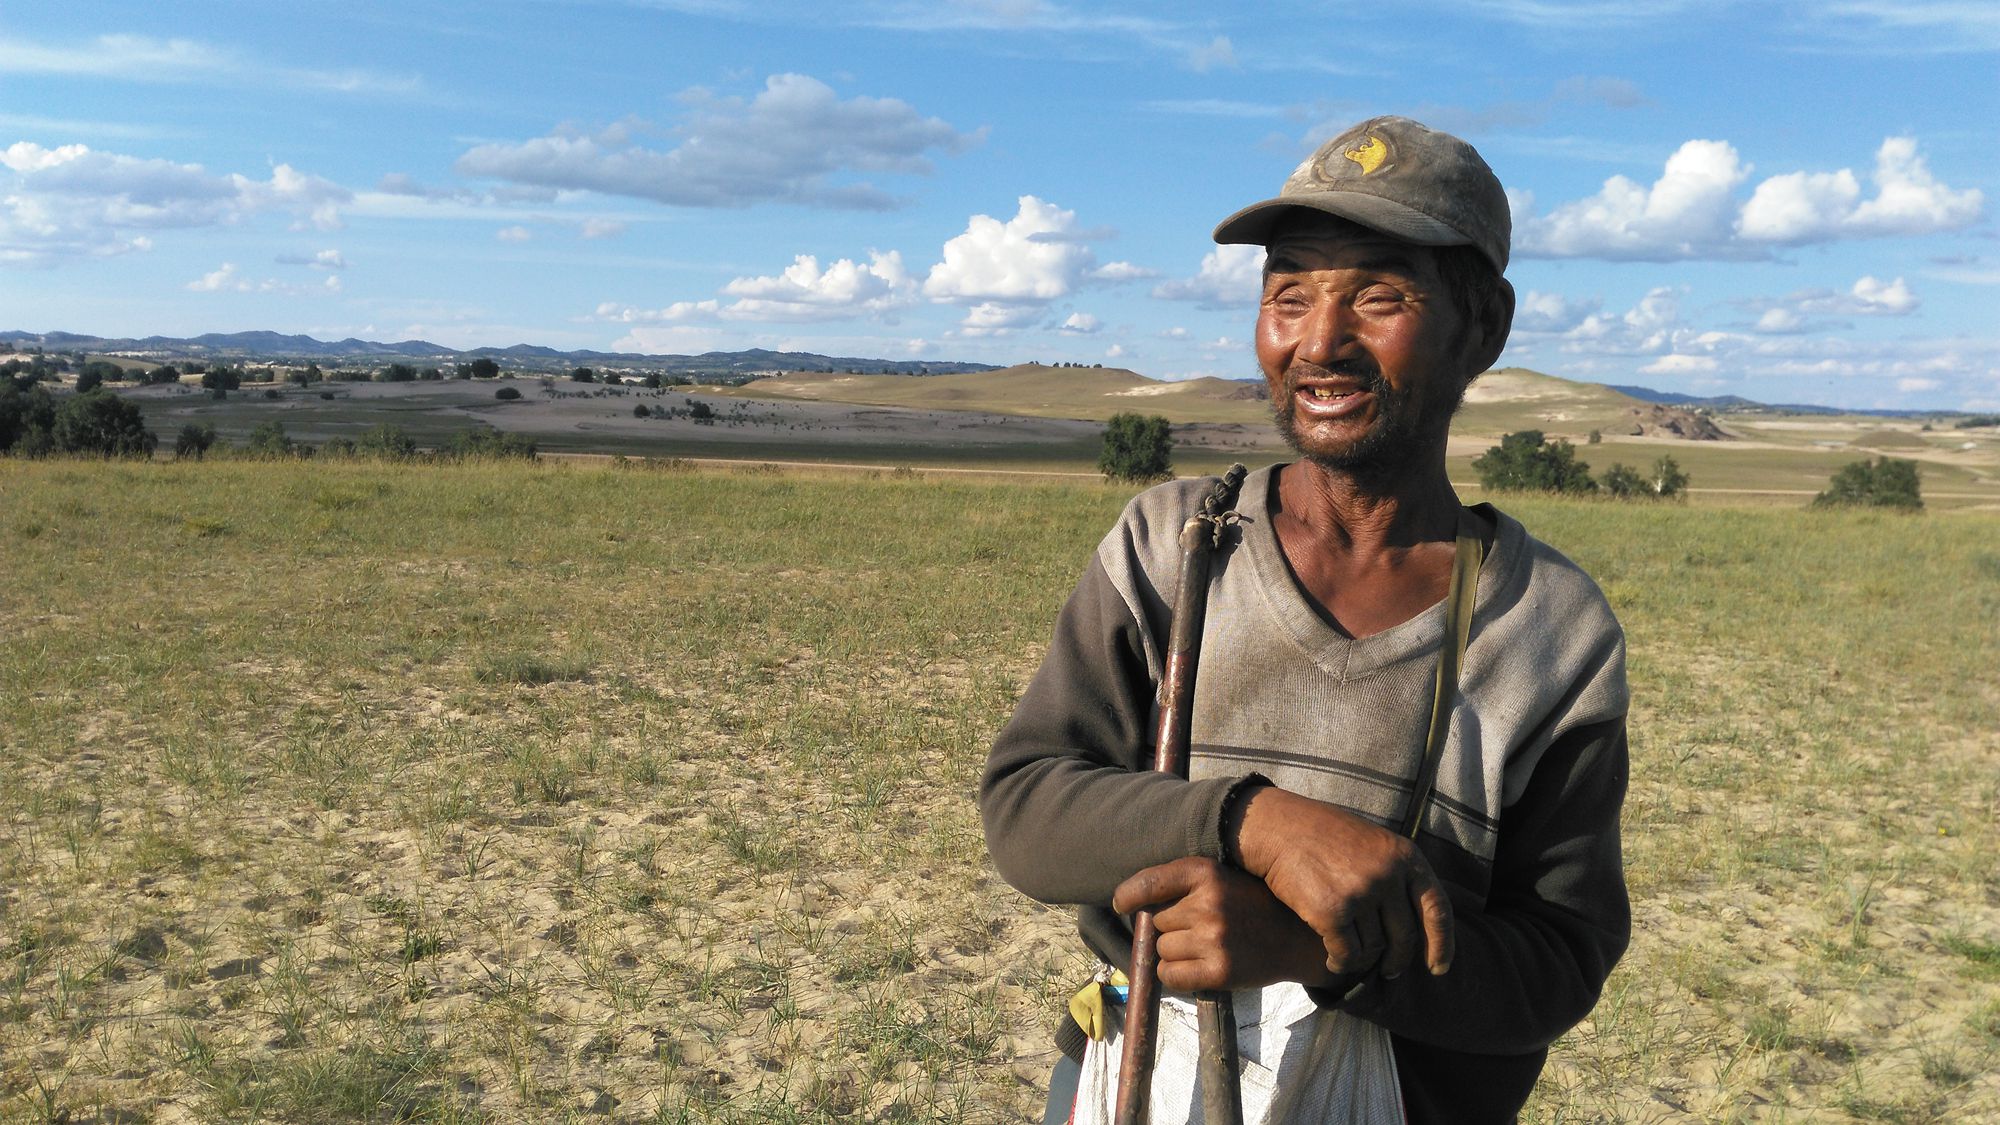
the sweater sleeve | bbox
[1323,715,1632,1055]
[979,553,1247,907]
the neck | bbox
[1277,456,1462,556]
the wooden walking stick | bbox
[1115,464,1248,1125]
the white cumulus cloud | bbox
[1515,139,1750,260]
[1152,243,1264,308]
[1640,354,1718,375]
[1059,312,1101,334]
[597,250,917,325]
[187,263,241,292]
[721,251,916,320]
[455,74,976,211]
[925,195,1098,303]
[1739,137,1981,242]
[1517,134,1982,261]
[0,141,349,265]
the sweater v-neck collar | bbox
[1236,464,1519,682]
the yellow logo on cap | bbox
[1343,136,1387,175]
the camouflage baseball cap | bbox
[1213,116,1510,272]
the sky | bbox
[2,1,1995,410]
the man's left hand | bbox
[1112,857,1334,992]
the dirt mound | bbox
[1626,403,1728,440]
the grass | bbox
[2,456,1997,1122]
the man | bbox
[980,117,1629,1124]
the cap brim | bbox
[1213,192,1472,249]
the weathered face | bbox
[1255,213,1484,474]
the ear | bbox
[1463,278,1514,377]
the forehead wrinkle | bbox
[1263,242,1433,281]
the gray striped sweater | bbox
[981,465,1630,1124]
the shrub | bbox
[1601,463,1645,498]
[244,420,296,458]
[1098,412,1173,482]
[494,386,521,401]
[1472,430,1597,494]
[441,427,537,461]
[689,400,715,423]
[263,388,280,400]
[633,403,650,418]
[174,422,217,460]
[357,424,418,459]
[1814,456,1922,510]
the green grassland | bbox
[4,458,1998,1123]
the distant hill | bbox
[713,364,1284,424]
[1600,383,1953,419]
[717,362,1695,437]
[0,330,998,378]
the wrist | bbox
[1218,774,1272,870]
[1229,782,1304,878]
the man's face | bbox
[1255,214,1481,475]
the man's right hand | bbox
[1229,785,1455,980]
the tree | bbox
[201,367,242,392]
[570,366,597,383]
[689,400,715,423]
[147,364,182,386]
[1471,430,1597,494]
[1099,412,1174,482]
[0,381,58,454]
[79,360,124,388]
[52,390,156,457]
[175,422,218,460]
[1649,455,1689,499]
[633,403,651,418]
[469,358,500,379]
[379,363,417,383]
[494,386,522,401]
[1814,456,1922,510]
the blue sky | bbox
[2,1,1995,410]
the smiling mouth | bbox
[1307,388,1355,401]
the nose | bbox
[1292,298,1354,367]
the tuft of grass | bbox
[474,654,591,685]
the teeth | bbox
[1308,388,1349,400]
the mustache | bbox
[1284,360,1385,393]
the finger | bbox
[1377,888,1419,980]
[1410,865,1455,975]
[1112,858,1206,916]
[1157,952,1227,994]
